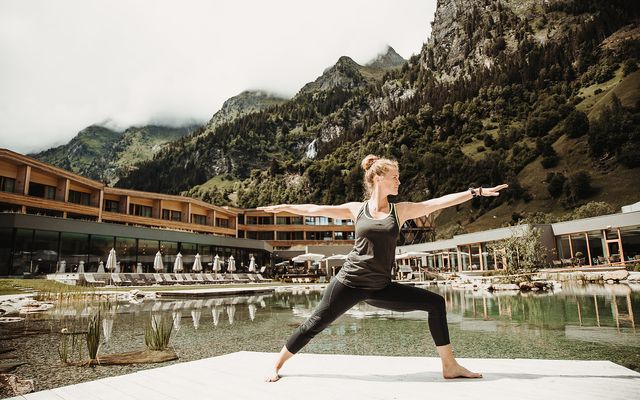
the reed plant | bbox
[86,311,101,363]
[144,314,173,351]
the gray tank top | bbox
[336,201,400,289]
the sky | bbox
[0,0,437,154]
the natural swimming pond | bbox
[2,282,639,395]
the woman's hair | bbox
[361,154,398,197]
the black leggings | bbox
[286,278,450,354]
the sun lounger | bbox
[231,274,250,283]
[256,273,272,282]
[163,273,178,284]
[83,273,106,286]
[182,274,197,284]
[194,274,206,283]
[204,273,218,283]
[246,274,258,283]
[128,273,148,285]
[111,273,132,286]
[215,273,232,283]
[151,274,167,285]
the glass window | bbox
[12,228,33,275]
[0,228,14,275]
[557,235,571,260]
[138,239,159,273]
[277,231,304,240]
[571,234,588,263]
[104,200,119,212]
[0,202,20,212]
[89,235,114,273]
[621,226,640,260]
[192,214,207,225]
[160,241,179,270]
[216,218,229,228]
[115,237,137,273]
[60,232,89,273]
[32,230,59,275]
[68,190,91,206]
[130,204,152,218]
[588,232,605,264]
[180,243,197,268]
[0,176,15,193]
[28,182,56,199]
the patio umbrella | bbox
[106,248,117,272]
[321,254,348,275]
[192,253,203,273]
[228,256,236,272]
[102,316,114,343]
[153,251,164,272]
[191,309,201,330]
[395,251,433,260]
[57,260,66,273]
[212,306,222,327]
[248,304,256,321]
[248,256,256,273]
[173,252,184,273]
[213,254,221,273]
[77,260,85,273]
[172,311,182,332]
[136,262,143,274]
[97,260,105,273]
[226,304,236,325]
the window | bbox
[129,204,152,218]
[68,190,91,206]
[0,176,15,193]
[104,200,119,212]
[192,214,207,225]
[162,209,181,221]
[276,231,304,240]
[305,216,329,225]
[246,231,274,240]
[216,218,229,228]
[28,182,56,200]
[306,231,332,241]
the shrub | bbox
[564,171,593,203]
[145,314,174,351]
[541,154,559,168]
[547,172,566,198]
[564,110,589,138]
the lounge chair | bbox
[204,273,218,283]
[128,273,148,285]
[83,274,105,287]
[256,273,272,282]
[231,274,250,283]
[215,273,232,283]
[163,273,178,284]
[182,274,197,284]
[194,274,206,283]
[152,273,169,285]
[111,273,132,286]
[171,274,186,285]
[246,274,258,283]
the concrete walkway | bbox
[7,352,640,400]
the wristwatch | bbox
[469,187,483,197]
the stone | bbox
[0,374,35,396]
[602,270,629,281]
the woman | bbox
[258,155,508,382]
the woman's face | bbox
[375,166,400,196]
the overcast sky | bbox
[0,0,437,154]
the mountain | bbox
[30,124,198,185]
[113,0,640,239]
[297,47,406,97]
[200,90,288,137]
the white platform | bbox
[8,352,640,400]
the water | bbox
[1,282,639,395]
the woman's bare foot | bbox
[443,363,482,379]
[265,371,281,382]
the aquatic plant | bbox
[86,311,101,363]
[144,314,173,351]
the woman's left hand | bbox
[481,184,509,196]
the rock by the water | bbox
[0,374,35,396]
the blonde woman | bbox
[258,155,508,382]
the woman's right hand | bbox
[256,204,288,213]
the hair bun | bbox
[361,155,379,171]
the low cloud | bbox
[0,0,436,153]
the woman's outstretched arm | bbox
[257,202,363,220]
[396,184,508,225]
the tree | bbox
[547,172,566,198]
[564,171,594,203]
[489,224,547,277]
[564,110,589,138]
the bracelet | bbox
[469,187,482,198]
